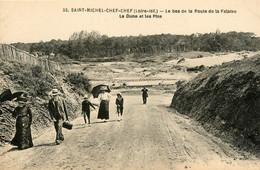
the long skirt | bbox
[11,116,33,150]
[97,100,109,119]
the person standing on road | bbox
[116,92,124,121]
[141,87,148,104]
[11,95,33,150]
[48,89,69,145]
[82,95,96,125]
[97,91,111,122]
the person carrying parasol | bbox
[91,85,111,122]
[11,95,33,150]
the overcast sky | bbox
[0,0,259,43]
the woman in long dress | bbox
[11,96,33,150]
[97,91,111,122]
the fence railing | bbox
[0,44,60,72]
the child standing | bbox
[82,95,96,125]
[116,93,124,121]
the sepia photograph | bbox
[0,0,260,169]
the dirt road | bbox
[0,95,259,170]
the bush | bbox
[187,65,206,72]
[51,54,71,64]
[32,65,43,77]
[66,72,91,95]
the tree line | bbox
[12,31,260,60]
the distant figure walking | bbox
[97,91,111,122]
[141,87,148,104]
[48,89,69,145]
[82,95,96,125]
[11,95,33,150]
[116,93,124,121]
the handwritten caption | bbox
[62,8,237,19]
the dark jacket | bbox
[116,98,124,108]
[12,105,32,125]
[82,100,95,112]
[48,97,68,121]
[141,89,148,97]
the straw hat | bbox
[83,95,89,99]
[51,89,59,96]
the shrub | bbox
[32,65,43,77]
[51,54,71,64]
[187,65,206,72]
[66,72,91,95]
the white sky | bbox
[0,0,259,43]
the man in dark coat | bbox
[141,87,148,104]
[48,89,69,145]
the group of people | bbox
[81,91,124,125]
[10,89,70,148]
[10,87,148,149]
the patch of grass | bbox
[0,61,59,98]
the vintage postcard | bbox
[0,0,260,169]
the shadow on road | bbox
[135,103,149,106]
[34,142,57,148]
[0,146,35,156]
[0,147,18,155]
[74,125,87,130]
[91,120,119,124]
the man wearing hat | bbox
[82,95,96,125]
[48,89,69,145]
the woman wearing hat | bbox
[82,95,96,125]
[11,95,33,150]
[97,91,111,122]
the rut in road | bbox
[0,95,259,170]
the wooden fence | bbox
[0,44,60,72]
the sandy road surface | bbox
[0,95,259,170]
